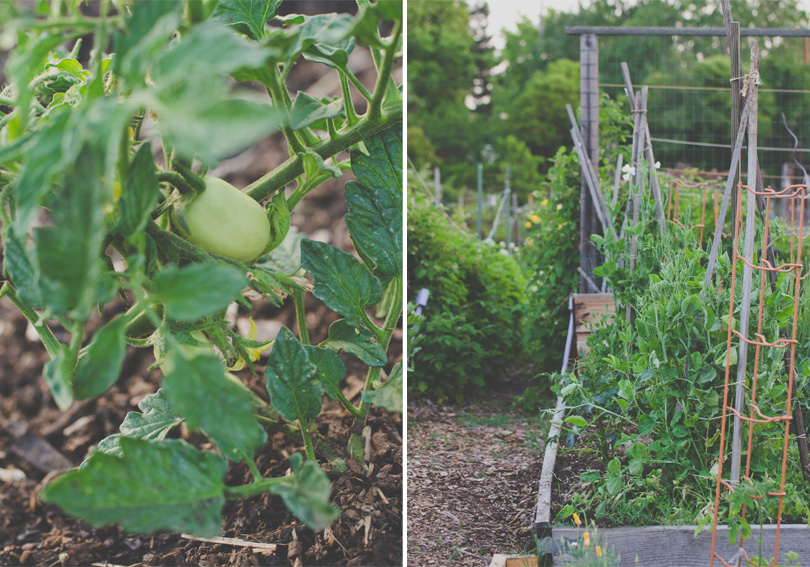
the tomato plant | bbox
[0,0,401,540]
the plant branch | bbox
[367,19,401,122]
[0,282,61,357]
[245,110,401,202]
[293,288,310,345]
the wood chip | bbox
[180,534,278,551]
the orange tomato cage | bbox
[710,183,807,567]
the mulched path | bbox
[406,374,545,567]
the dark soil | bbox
[406,370,545,567]
[0,53,402,566]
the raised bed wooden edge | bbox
[534,394,810,566]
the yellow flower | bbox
[541,199,549,206]
[583,532,590,547]
[530,214,542,224]
[596,545,602,558]
[227,318,274,371]
[573,513,581,526]
[525,238,534,246]
[524,221,532,228]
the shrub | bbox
[407,193,525,402]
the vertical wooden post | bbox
[433,167,441,206]
[477,163,483,240]
[579,33,599,293]
[729,21,742,231]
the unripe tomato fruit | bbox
[172,177,270,263]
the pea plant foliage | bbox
[0,0,402,537]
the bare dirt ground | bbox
[406,372,546,567]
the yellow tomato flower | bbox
[583,532,590,547]
[541,199,549,206]
[524,221,533,228]
[227,318,274,371]
[573,513,581,526]
[530,214,542,224]
[596,545,602,558]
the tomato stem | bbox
[223,476,293,500]
[263,66,307,156]
[367,19,401,122]
[294,288,310,346]
[246,110,401,203]
[0,282,61,358]
[301,418,317,462]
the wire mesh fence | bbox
[594,31,810,185]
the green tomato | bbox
[172,177,270,263]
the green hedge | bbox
[407,193,526,402]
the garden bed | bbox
[533,393,810,566]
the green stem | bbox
[340,64,372,103]
[264,66,307,156]
[301,418,316,461]
[246,110,401,202]
[367,19,401,122]
[246,458,262,483]
[0,282,61,357]
[223,476,293,500]
[347,276,402,459]
[338,71,361,126]
[157,171,193,194]
[293,288,310,345]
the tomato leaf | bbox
[362,362,402,412]
[152,263,247,322]
[42,437,227,537]
[300,239,382,327]
[304,345,346,403]
[72,315,127,399]
[267,452,339,531]
[564,415,589,428]
[265,327,321,422]
[302,37,355,69]
[289,92,344,131]
[345,127,402,285]
[321,319,387,367]
[43,348,74,411]
[34,146,108,317]
[112,0,182,85]
[258,225,304,275]
[116,143,160,238]
[119,389,183,441]
[3,226,43,307]
[268,13,355,67]
[162,349,266,462]
[211,0,281,41]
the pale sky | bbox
[475,0,810,50]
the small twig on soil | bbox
[180,534,280,551]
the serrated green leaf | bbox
[152,95,281,165]
[43,348,74,411]
[265,327,321,422]
[304,345,346,403]
[33,145,108,316]
[72,316,127,399]
[42,437,227,537]
[152,263,247,322]
[163,349,266,461]
[268,452,339,531]
[362,362,402,412]
[113,0,182,84]
[119,389,183,441]
[301,240,382,326]
[322,319,387,366]
[302,37,355,69]
[3,226,43,307]
[264,192,291,253]
[267,13,355,67]
[212,0,281,41]
[257,225,304,275]
[564,415,588,428]
[344,128,402,285]
[116,143,160,238]
[289,92,344,131]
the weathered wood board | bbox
[571,293,615,355]
[536,525,810,566]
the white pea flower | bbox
[621,163,636,182]
[654,161,661,169]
